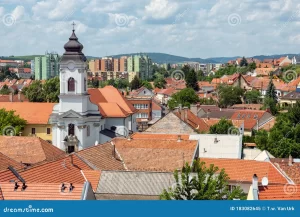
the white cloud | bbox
[143,0,179,20]
[11,5,25,20]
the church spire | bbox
[63,23,83,53]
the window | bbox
[46,128,51,135]
[84,78,87,91]
[68,77,75,92]
[68,124,75,136]
[137,113,149,118]
[87,125,90,137]
[31,128,36,135]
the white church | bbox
[50,27,136,153]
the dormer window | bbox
[68,77,75,92]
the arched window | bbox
[68,124,75,136]
[87,125,90,137]
[68,77,75,92]
[84,78,87,91]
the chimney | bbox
[177,135,182,142]
[18,91,21,101]
[288,155,293,166]
[173,107,179,113]
[252,174,258,192]
[70,154,74,166]
[111,141,116,158]
[190,104,197,116]
[9,93,13,102]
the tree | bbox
[254,130,269,151]
[244,90,261,104]
[130,75,141,90]
[209,118,235,134]
[23,80,45,102]
[266,78,277,103]
[0,84,11,95]
[248,62,256,71]
[0,108,27,136]
[160,160,245,200]
[168,88,200,110]
[141,80,153,90]
[181,65,191,77]
[217,85,244,108]
[239,57,248,67]
[43,77,60,103]
[186,69,199,91]
[263,97,277,115]
[153,73,166,89]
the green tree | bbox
[43,77,60,103]
[23,80,45,102]
[209,118,235,134]
[141,80,153,90]
[266,78,278,103]
[181,65,191,77]
[263,97,277,115]
[160,160,245,200]
[0,108,27,136]
[186,69,199,91]
[153,73,166,89]
[217,85,244,108]
[0,84,11,95]
[239,57,248,67]
[168,88,200,110]
[244,90,261,104]
[248,62,256,71]
[130,75,141,90]
[254,130,269,151]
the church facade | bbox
[50,29,105,152]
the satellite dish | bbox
[262,177,269,186]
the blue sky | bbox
[1,0,300,58]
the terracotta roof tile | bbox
[17,155,91,183]
[113,138,198,172]
[88,86,137,118]
[259,185,300,200]
[0,170,20,183]
[0,102,55,124]
[0,182,84,200]
[131,133,190,140]
[201,158,288,184]
[0,152,24,171]
[81,170,101,191]
[76,143,125,171]
[0,137,65,164]
[274,162,300,184]
[174,110,209,132]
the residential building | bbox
[292,56,300,65]
[16,68,32,79]
[127,55,153,81]
[101,57,113,71]
[113,58,120,72]
[30,60,35,75]
[35,52,60,80]
[88,59,100,74]
[0,102,55,141]
[0,60,18,67]
[280,82,300,107]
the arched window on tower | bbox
[84,78,87,91]
[68,77,75,92]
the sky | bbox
[0,0,300,58]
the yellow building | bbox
[0,102,55,142]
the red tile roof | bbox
[76,143,125,171]
[81,170,101,191]
[0,102,55,124]
[152,100,161,111]
[17,154,91,183]
[174,109,210,132]
[274,162,300,184]
[112,138,198,172]
[259,185,300,200]
[88,86,137,118]
[0,182,84,200]
[0,137,65,164]
[201,158,288,184]
[131,133,190,140]
[0,152,24,171]
[231,110,270,130]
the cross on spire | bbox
[72,22,76,31]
